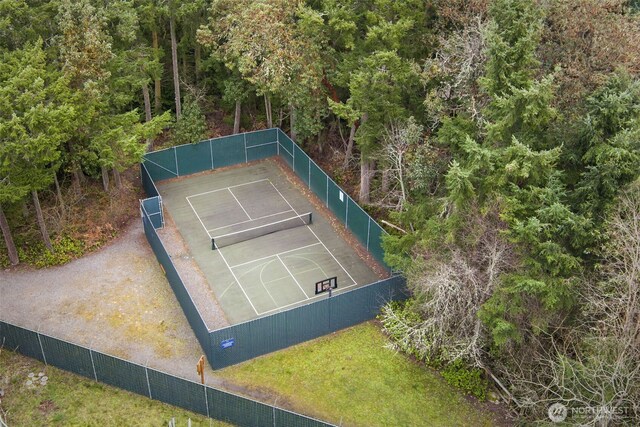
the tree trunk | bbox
[32,190,53,252]
[101,166,110,192]
[66,140,85,190]
[278,108,284,128]
[53,173,65,216]
[142,84,152,122]
[113,168,122,189]
[143,84,153,150]
[72,169,85,189]
[343,122,356,168]
[170,14,181,119]
[152,30,162,114]
[316,126,325,155]
[0,203,19,265]
[315,110,323,153]
[381,169,391,193]
[290,104,297,141]
[359,158,375,204]
[264,94,272,128]
[233,99,241,134]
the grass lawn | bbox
[0,349,225,426]
[217,322,503,427]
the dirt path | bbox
[0,221,225,385]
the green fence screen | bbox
[144,147,178,180]
[92,351,150,397]
[141,197,163,229]
[38,334,94,379]
[208,275,405,369]
[147,368,209,416]
[309,161,327,204]
[176,142,212,175]
[141,163,159,198]
[142,130,279,181]
[141,204,212,362]
[276,129,389,269]
[0,321,334,427]
[140,128,405,371]
[0,321,45,362]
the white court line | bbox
[186,197,211,238]
[285,254,332,283]
[218,280,237,299]
[220,257,282,299]
[228,188,251,220]
[268,181,358,286]
[229,242,322,269]
[256,281,362,316]
[215,245,259,316]
[258,261,279,307]
[261,265,324,285]
[276,254,310,299]
[206,209,294,233]
[222,255,322,304]
[186,178,269,200]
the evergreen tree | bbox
[172,94,206,146]
[0,40,75,255]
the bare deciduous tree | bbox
[496,181,640,425]
[424,15,488,127]
[379,118,423,210]
[383,207,515,367]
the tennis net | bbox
[211,212,312,249]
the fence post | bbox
[326,175,329,208]
[145,366,152,399]
[204,385,210,418]
[243,134,248,163]
[36,329,47,365]
[273,397,278,427]
[174,147,179,177]
[345,198,349,228]
[210,139,214,170]
[89,346,98,382]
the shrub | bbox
[442,359,488,400]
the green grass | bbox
[0,324,503,426]
[216,322,500,427]
[0,349,225,426]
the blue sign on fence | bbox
[220,338,235,349]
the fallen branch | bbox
[381,220,407,234]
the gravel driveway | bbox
[0,221,226,385]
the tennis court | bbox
[157,160,379,324]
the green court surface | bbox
[157,160,380,325]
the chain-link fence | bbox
[0,321,332,426]
[275,129,388,268]
[140,129,407,370]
